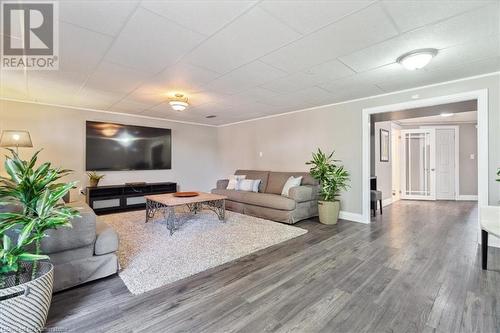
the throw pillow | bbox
[281,176,303,196]
[227,175,246,190]
[237,179,261,192]
[252,179,261,192]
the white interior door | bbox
[401,129,436,200]
[435,128,456,200]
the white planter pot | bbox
[318,200,340,225]
[0,261,54,332]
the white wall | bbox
[218,74,500,215]
[0,100,220,201]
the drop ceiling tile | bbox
[59,22,114,72]
[426,35,500,71]
[262,86,335,109]
[261,72,324,94]
[85,61,150,94]
[59,0,139,36]
[339,4,500,73]
[108,98,152,114]
[260,0,374,34]
[228,87,283,106]
[105,8,205,73]
[72,88,126,110]
[304,59,356,80]
[184,6,301,74]
[140,0,257,36]
[382,0,494,33]
[128,63,220,107]
[260,3,399,73]
[203,61,287,95]
[27,71,88,105]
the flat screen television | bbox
[85,121,172,171]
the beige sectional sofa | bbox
[211,170,319,224]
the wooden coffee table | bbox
[145,192,227,235]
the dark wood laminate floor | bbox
[47,201,500,333]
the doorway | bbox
[362,89,488,226]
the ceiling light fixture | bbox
[440,112,454,117]
[397,48,438,70]
[168,93,189,111]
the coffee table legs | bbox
[145,199,226,235]
[204,199,226,222]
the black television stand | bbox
[86,182,177,214]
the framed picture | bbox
[380,129,390,162]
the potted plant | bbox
[0,149,79,331]
[306,149,350,225]
[87,171,104,187]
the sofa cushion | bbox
[95,220,119,256]
[235,170,269,192]
[266,172,317,195]
[212,189,296,211]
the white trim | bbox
[0,97,217,128]
[457,195,478,201]
[339,211,366,224]
[421,125,460,201]
[217,72,499,127]
[382,197,393,207]
[362,89,488,226]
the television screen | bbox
[86,121,172,171]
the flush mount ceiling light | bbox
[397,48,438,70]
[440,112,454,117]
[168,93,189,111]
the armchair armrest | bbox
[95,220,119,255]
[216,179,229,189]
[288,185,319,203]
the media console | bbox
[86,182,177,214]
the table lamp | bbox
[0,130,33,153]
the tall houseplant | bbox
[0,149,79,331]
[307,149,350,224]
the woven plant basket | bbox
[0,261,54,332]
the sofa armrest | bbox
[95,220,119,256]
[41,202,97,254]
[288,185,319,203]
[216,179,229,189]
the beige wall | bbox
[0,100,219,201]
[218,74,500,215]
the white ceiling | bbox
[0,0,499,125]
[396,111,478,125]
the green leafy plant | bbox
[87,171,104,187]
[306,149,350,201]
[0,149,80,284]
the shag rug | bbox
[100,209,307,295]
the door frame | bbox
[421,125,460,201]
[362,89,488,225]
[400,128,437,201]
[391,122,401,203]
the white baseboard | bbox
[339,211,366,224]
[457,195,478,201]
[382,198,393,207]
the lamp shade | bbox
[0,130,33,148]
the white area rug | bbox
[100,209,307,295]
